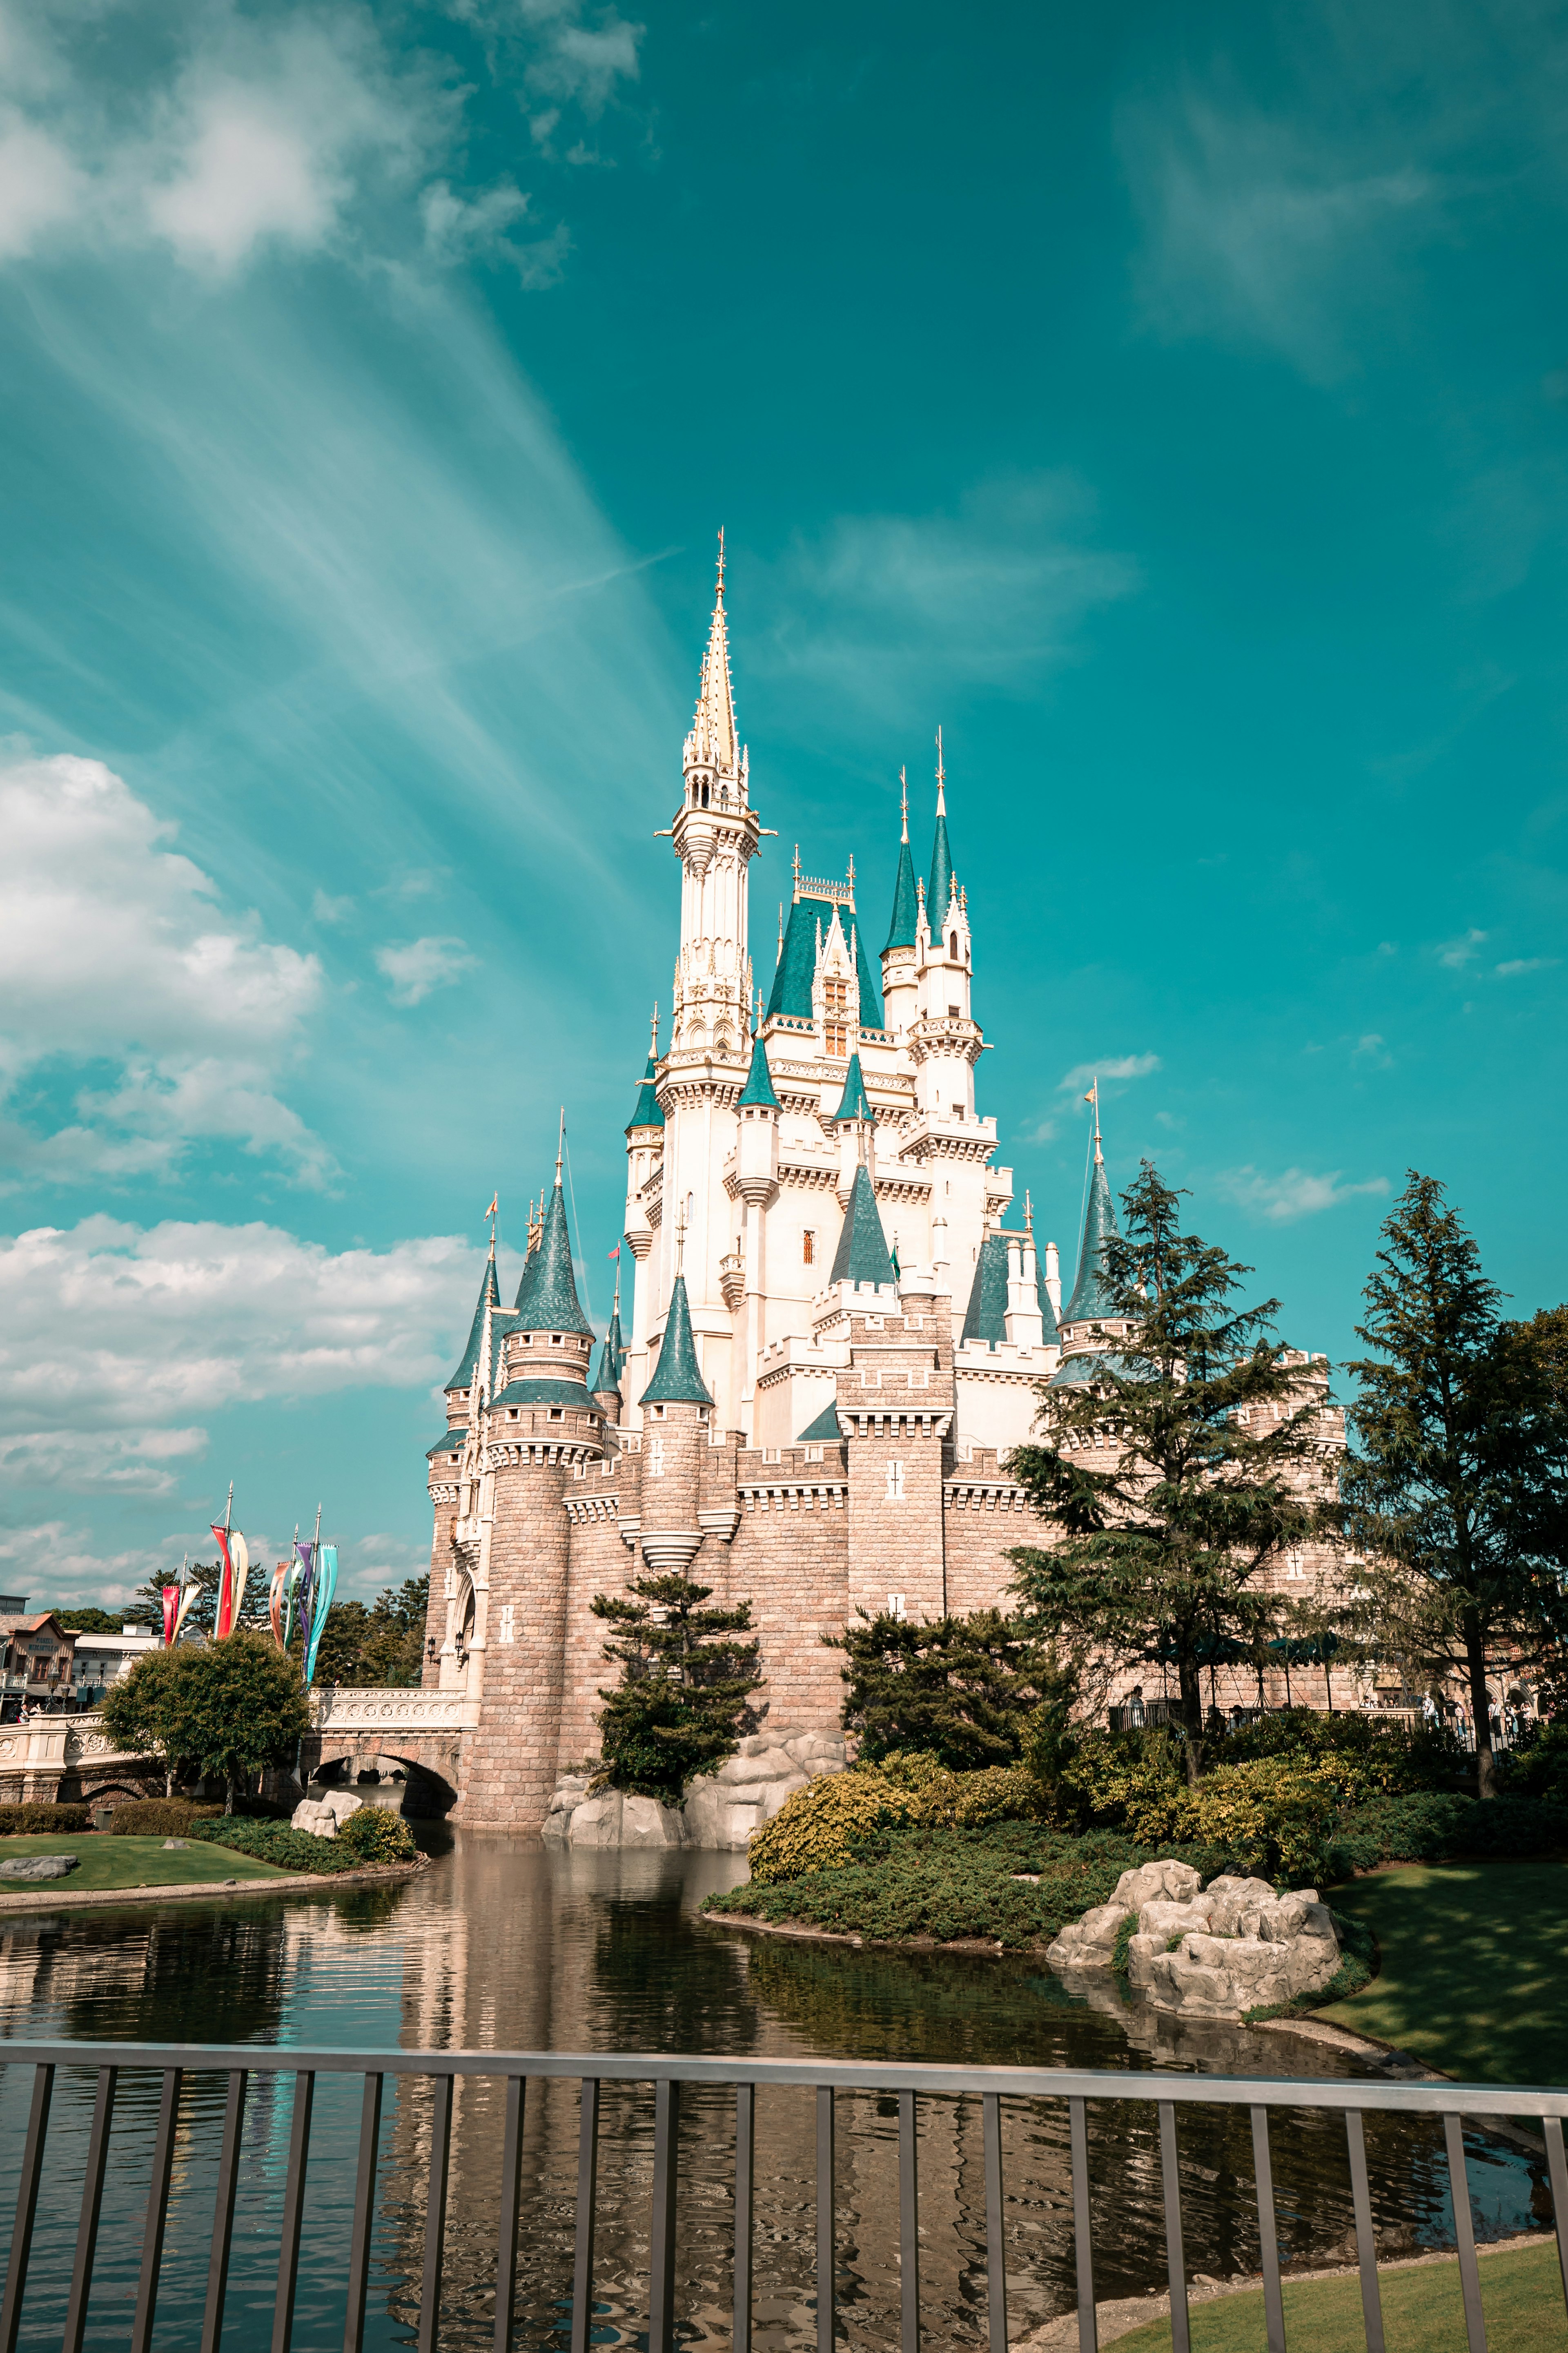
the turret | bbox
[442,1243,501,1427]
[1052,1088,1128,1387]
[637,1271,712,1575]
[828,1163,897,1297]
[911,733,980,1123]
[830,1050,876,1205]
[670,538,761,1063]
[591,1271,627,1419]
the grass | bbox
[1318,1859,1568,2085]
[0,1832,295,1893]
[1112,2238,1567,2350]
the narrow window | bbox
[802,1230,815,1266]
[886,1593,907,1620]
[498,1604,516,1646]
[650,1436,665,1478]
[885,1459,906,1501]
[949,933,958,958]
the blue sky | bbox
[0,0,1563,1607]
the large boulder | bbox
[539,1724,844,1851]
[291,1789,363,1840]
[0,1853,78,1881]
[1047,1857,1343,2021]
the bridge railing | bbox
[1,2041,1565,2353]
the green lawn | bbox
[0,1833,294,1893]
[1114,2238,1567,2351]
[1319,1860,1568,2086]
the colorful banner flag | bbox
[607,1243,620,1260]
[229,1532,250,1631]
[269,1563,288,1650]
[161,1586,179,1646]
[212,1523,236,1638]
[283,1561,302,1650]
[294,1540,316,1637]
[304,1546,338,1687]
[174,1563,201,1639]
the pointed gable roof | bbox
[640,1274,713,1405]
[627,1050,664,1133]
[767,895,885,1029]
[829,1163,897,1288]
[961,1233,1009,1348]
[1063,1153,1121,1324]
[445,1254,501,1391]
[592,1296,626,1395]
[737,1033,780,1109]
[797,1402,844,1443]
[687,548,739,776]
[514,1181,593,1336]
[927,792,955,934]
[831,1053,873,1123]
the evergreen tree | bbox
[1341,1174,1568,1797]
[592,1572,764,1807]
[1005,1161,1332,1784]
[829,1607,1065,1769]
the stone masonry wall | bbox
[454,1444,574,1829]
[729,1445,849,1732]
[942,1445,1037,1617]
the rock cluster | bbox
[0,1853,78,1881]
[291,1789,363,1840]
[1047,1858,1342,2020]
[543,1726,846,1851]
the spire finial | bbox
[555,1107,565,1190]
[792,843,801,897]
[935,724,946,815]
[716,526,725,599]
[900,766,909,843]
[650,1001,659,1055]
[1025,1188,1033,1235]
[1082,1077,1102,1164]
[846,852,855,898]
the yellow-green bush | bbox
[1121,1756,1342,1883]
[746,1770,920,1884]
[877,1751,1045,1827]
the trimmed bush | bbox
[107,1800,223,1838]
[748,1770,920,1885]
[1326,1789,1568,1877]
[336,1808,416,1864]
[877,1752,1046,1827]
[0,1803,91,1835]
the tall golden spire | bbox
[688,529,739,776]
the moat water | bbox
[0,1832,1550,2350]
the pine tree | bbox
[1005,1160,1333,1784]
[1342,1174,1568,1797]
[592,1572,764,1807]
[829,1608,1065,1769]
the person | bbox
[1128,1684,1145,1729]
[1422,1693,1438,1726]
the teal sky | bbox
[1,0,1564,1606]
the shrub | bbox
[336,1808,416,1864]
[875,1752,1046,1827]
[191,1818,361,1873]
[1221,1707,1461,1795]
[831,1609,1069,1769]
[1325,1789,1568,1877]
[1499,1721,1568,1802]
[747,1771,921,1884]
[107,1800,223,1838]
[0,1802,91,1835]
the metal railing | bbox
[2,2041,1567,2353]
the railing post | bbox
[1546,2114,1568,2324]
[648,2078,681,2353]
[1443,2114,1488,2352]
[343,2073,385,2353]
[898,2090,919,2353]
[1157,2102,1188,2353]
[1069,2095,1096,2353]
[733,2084,755,2353]
[271,2070,316,2353]
[1345,2110,1385,2353]
[131,2067,183,2353]
[982,2091,1007,2353]
[1250,2106,1285,2353]
[200,2069,248,2353]
[418,2072,455,2353]
[570,2079,600,2353]
[494,2075,526,2353]
[817,2085,835,2353]
[0,2063,53,2353]
[62,2064,118,2353]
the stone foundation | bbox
[541,1725,846,1851]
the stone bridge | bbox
[0,1689,474,1814]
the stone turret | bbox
[637,1274,712,1576]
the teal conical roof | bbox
[514,1182,593,1336]
[737,1033,780,1109]
[829,1164,896,1288]
[927,801,955,935]
[1063,1154,1121,1324]
[626,1052,664,1132]
[445,1253,501,1390]
[592,1298,626,1395]
[831,1053,873,1123]
[885,834,918,951]
[640,1274,713,1406]
[797,1402,844,1443]
[961,1233,1008,1348]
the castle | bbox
[421,556,1338,1833]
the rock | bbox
[291,1788,363,1839]
[1046,1855,1343,2021]
[619,1795,688,1849]
[1045,1899,1133,1968]
[162,1838,190,1850]
[566,1793,624,1849]
[0,1853,78,1881]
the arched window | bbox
[949,932,959,959]
[701,781,710,807]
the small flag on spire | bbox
[607,1244,621,1260]
[485,1193,498,1220]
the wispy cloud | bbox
[375,937,477,1007]
[1438,928,1488,967]
[0,751,329,1187]
[1058,1054,1161,1093]
[1496,955,1559,977]
[766,473,1138,714]
[1218,1166,1391,1223]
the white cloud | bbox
[1438,927,1488,967]
[1496,956,1558,977]
[374,936,477,1006]
[0,750,329,1186]
[311,889,354,926]
[1058,1054,1162,1092]
[0,1215,517,1508]
[771,474,1137,711]
[1352,1033,1392,1066]
[1218,1166,1391,1223]
[0,113,86,259]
